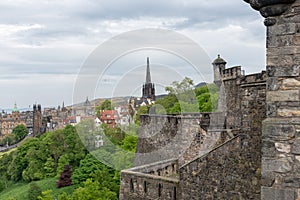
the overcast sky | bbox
[0,0,265,109]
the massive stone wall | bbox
[180,135,261,199]
[135,113,223,166]
[244,1,300,199]
[177,64,266,199]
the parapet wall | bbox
[135,113,225,166]
[222,66,243,80]
[120,159,179,200]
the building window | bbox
[196,132,201,143]
[143,181,147,193]
[173,187,177,200]
[158,183,162,197]
[130,178,134,192]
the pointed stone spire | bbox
[146,57,151,84]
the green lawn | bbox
[0,178,77,200]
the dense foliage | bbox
[95,100,114,115]
[0,123,124,200]
[153,77,219,114]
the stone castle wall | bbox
[120,159,179,200]
[243,0,300,199]
[120,62,267,199]
[179,136,261,199]
[178,67,266,199]
[135,112,225,167]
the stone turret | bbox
[244,0,300,199]
[212,54,226,87]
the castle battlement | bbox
[221,66,243,80]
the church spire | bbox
[146,57,151,84]
[142,57,155,101]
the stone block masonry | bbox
[244,0,300,199]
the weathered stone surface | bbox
[262,157,293,173]
[275,142,291,153]
[267,65,300,77]
[261,187,295,200]
[244,0,296,18]
[261,171,275,187]
[278,109,300,117]
[262,140,276,157]
[180,135,262,200]
[292,139,300,154]
[295,155,300,162]
[268,23,297,35]
[280,78,300,90]
[263,122,295,140]
[266,90,299,102]
[284,176,300,187]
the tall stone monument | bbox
[244,0,300,199]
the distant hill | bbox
[195,82,207,88]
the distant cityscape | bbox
[0,58,158,145]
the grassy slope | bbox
[0,178,76,200]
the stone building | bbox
[120,1,300,199]
[98,110,120,128]
[32,104,43,136]
[0,110,24,136]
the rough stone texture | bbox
[261,187,295,200]
[180,136,261,200]
[120,159,179,200]
[251,1,300,199]
[135,113,225,166]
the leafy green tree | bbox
[134,106,149,125]
[196,84,219,112]
[44,157,56,177]
[95,100,114,115]
[28,182,42,200]
[154,94,178,114]
[22,159,44,181]
[165,77,194,96]
[0,180,4,192]
[57,155,70,177]
[7,138,40,181]
[121,134,137,152]
[71,179,117,200]
[38,190,54,200]
[12,124,28,141]
[101,124,125,146]
[72,154,104,185]
[58,192,71,200]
